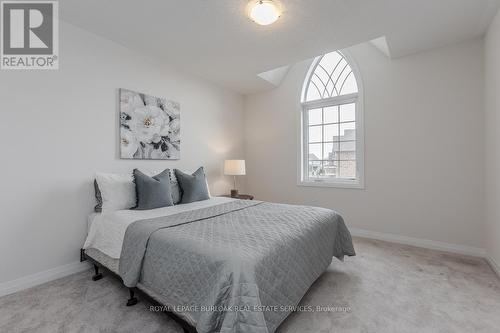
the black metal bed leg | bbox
[126,288,138,306]
[91,264,103,281]
[80,248,87,262]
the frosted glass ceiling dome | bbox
[249,0,281,26]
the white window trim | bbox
[297,50,365,189]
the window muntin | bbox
[305,103,357,179]
[301,51,363,187]
[304,51,358,102]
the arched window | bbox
[300,50,364,188]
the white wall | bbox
[244,39,485,250]
[0,22,245,285]
[485,10,500,272]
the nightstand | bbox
[221,194,254,200]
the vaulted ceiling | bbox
[60,0,500,94]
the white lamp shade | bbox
[224,160,246,176]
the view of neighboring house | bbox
[309,129,356,178]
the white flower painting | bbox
[120,88,180,159]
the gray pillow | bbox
[175,167,210,204]
[133,169,174,210]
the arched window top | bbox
[302,51,359,102]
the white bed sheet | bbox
[83,197,235,259]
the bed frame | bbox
[80,248,197,333]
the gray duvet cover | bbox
[119,200,355,333]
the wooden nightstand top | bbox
[220,194,254,200]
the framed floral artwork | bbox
[119,88,180,159]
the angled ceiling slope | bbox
[370,37,392,58]
[60,0,500,95]
[257,65,291,87]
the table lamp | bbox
[224,160,246,197]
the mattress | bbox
[84,197,236,259]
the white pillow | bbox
[95,172,136,211]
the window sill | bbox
[297,180,364,189]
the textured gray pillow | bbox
[94,179,103,213]
[133,169,174,210]
[170,181,182,204]
[175,167,210,204]
[169,169,182,205]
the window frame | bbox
[298,51,365,189]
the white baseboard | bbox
[350,228,486,257]
[486,256,500,278]
[0,261,91,298]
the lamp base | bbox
[230,189,239,198]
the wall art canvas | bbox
[119,88,180,159]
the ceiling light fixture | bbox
[249,0,281,26]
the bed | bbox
[82,197,355,333]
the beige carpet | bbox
[1,237,499,333]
